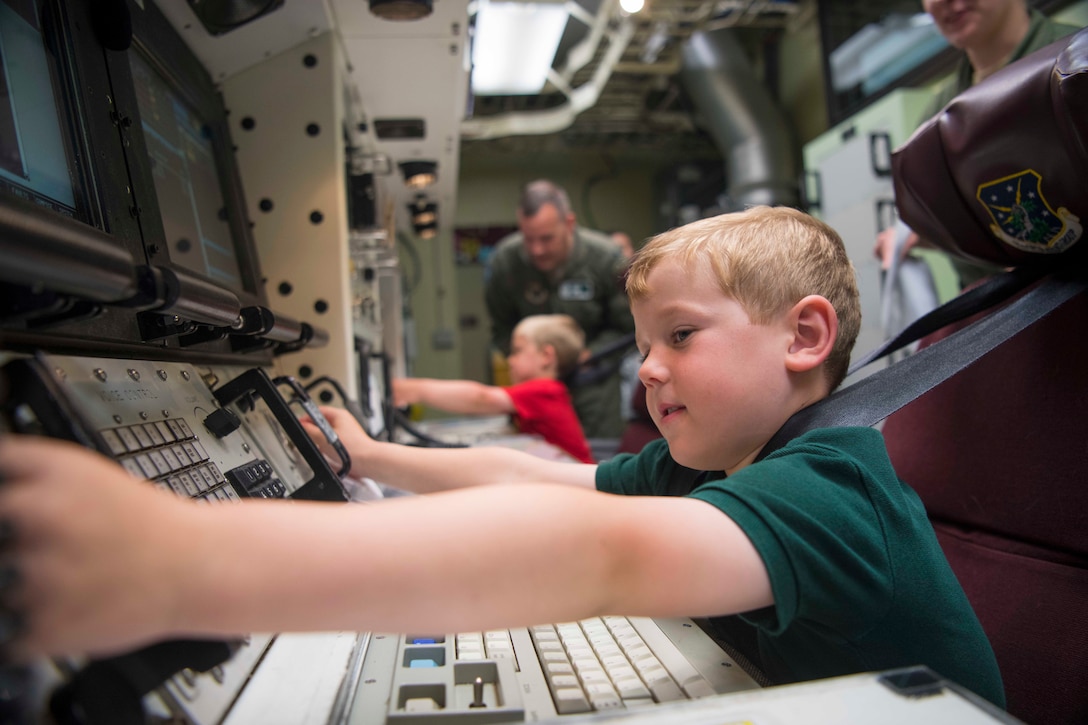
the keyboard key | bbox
[614,677,651,700]
[99,429,128,456]
[553,687,591,714]
[648,678,684,703]
[526,615,709,715]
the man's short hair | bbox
[627,206,861,390]
[518,180,573,218]
[513,314,586,378]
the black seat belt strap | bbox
[756,274,1088,462]
[846,263,1051,376]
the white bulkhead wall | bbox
[221,32,358,396]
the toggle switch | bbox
[203,408,241,438]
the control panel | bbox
[0,352,350,723]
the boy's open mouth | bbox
[660,405,685,419]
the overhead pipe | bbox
[679,29,801,209]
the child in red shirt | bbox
[394,314,594,462]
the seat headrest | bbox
[892,27,1088,269]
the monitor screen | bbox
[129,49,245,293]
[0,0,79,218]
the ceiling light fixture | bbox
[471,0,569,95]
[398,160,438,189]
[185,0,285,36]
[368,0,433,21]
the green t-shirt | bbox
[595,429,1005,708]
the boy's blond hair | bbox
[512,314,586,378]
[627,206,861,390]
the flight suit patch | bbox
[558,280,594,301]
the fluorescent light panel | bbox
[472,0,569,95]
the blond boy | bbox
[394,314,593,462]
[0,206,1003,707]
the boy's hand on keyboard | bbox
[0,436,188,660]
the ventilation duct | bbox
[680,30,800,211]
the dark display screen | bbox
[0,0,78,217]
[130,49,245,292]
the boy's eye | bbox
[672,329,693,344]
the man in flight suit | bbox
[485,180,634,439]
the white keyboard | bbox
[343,616,761,723]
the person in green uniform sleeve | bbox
[485,179,635,439]
[0,206,1003,709]
[875,0,1082,288]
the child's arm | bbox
[302,405,594,493]
[393,378,515,416]
[0,436,772,660]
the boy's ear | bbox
[540,343,559,369]
[784,295,837,373]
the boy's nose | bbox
[638,354,666,386]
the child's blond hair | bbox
[512,314,586,378]
[627,206,861,390]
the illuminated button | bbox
[165,420,186,440]
[181,442,204,463]
[165,477,188,497]
[144,423,166,447]
[130,425,153,450]
[194,468,216,492]
[189,441,209,461]
[176,472,200,497]
[146,451,170,477]
[116,427,141,452]
[159,447,182,471]
[99,429,127,456]
[171,445,192,466]
[155,421,176,442]
[408,659,438,668]
[133,454,157,479]
[120,459,144,478]
[175,418,194,438]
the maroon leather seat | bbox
[885,28,1088,724]
[616,383,662,455]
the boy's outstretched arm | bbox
[0,436,772,661]
[302,405,594,493]
[393,378,515,416]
